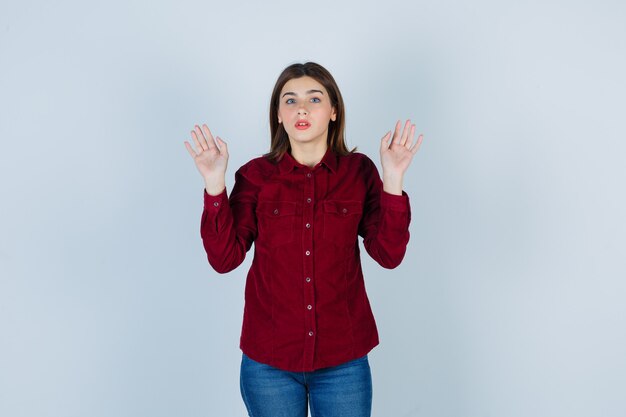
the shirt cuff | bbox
[203,187,228,212]
[380,190,410,212]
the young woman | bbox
[184,62,423,417]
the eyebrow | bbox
[281,89,324,98]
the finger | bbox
[194,125,210,151]
[380,131,392,153]
[390,120,402,145]
[399,119,411,146]
[184,141,198,158]
[404,124,416,149]
[201,124,217,150]
[191,129,205,152]
[410,133,423,154]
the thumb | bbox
[216,136,229,155]
[380,131,391,152]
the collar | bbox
[277,146,338,175]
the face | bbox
[277,76,337,149]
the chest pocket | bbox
[322,200,363,247]
[256,201,297,246]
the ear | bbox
[331,107,337,121]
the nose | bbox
[297,103,308,115]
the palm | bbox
[380,119,422,177]
[184,124,229,179]
[195,144,228,177]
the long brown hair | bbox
[264,62,356,162]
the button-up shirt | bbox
[200,146,411,372]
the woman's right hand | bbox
[184,124,229,195]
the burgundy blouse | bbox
[200,146,411,372]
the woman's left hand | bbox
[380,119,423,179]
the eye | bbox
[286,98,295,104]
[311,97,321,103]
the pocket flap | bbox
[258,201,297,217]
[323,200,363,216]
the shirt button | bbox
[305,223,311,228]
[342,208,347,213]
[213,202,219,207]
[305,250,310,256]
[308,331,314,336]
[306,173,312,178]
[307,305,312,310]
[305,277,311,283]
[273,208,279,215]
[307,198,312,203]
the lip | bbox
[295,120,311,130]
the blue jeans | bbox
[240,352,373,417]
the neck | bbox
[290,141,328,168]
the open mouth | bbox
[295,121,311,130]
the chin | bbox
[289,132,314,141]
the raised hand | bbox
[379,119,423,195]
[184,124,229,195]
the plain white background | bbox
[1,1,625,416]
